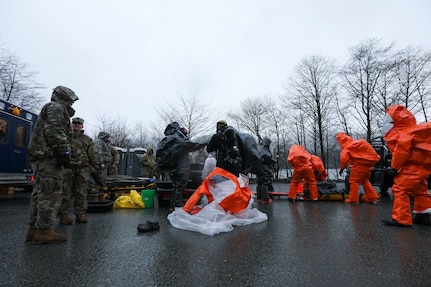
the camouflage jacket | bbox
[109,145,120,166]
[66,131,99,168]
[95,138,112,164]
[27,101,72,161]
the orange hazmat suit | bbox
[183,167,251,214]
[336,132,380,203]
[311,155,327,181]
[287,145,319,201]
[383,105,431,225]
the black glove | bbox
[388,167,398,177]
[228,146,240,159]
[57,150,71,166]
[339,169,344,176]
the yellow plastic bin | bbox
[141,189,155,208]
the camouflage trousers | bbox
[28,158,64,229]
[59,166,91,217]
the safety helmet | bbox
[217,120,227,126]
[216,120,227,131]
[51,86,79,105]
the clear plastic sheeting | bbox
[168,202,267,236]
[168,171,268,236]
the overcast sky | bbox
[1,0,431,135]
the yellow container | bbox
[141,189,155,208]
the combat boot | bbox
[76,215,88,223]
[60,216,73,225]
[32,228,67,244]
[413,213,431,226]
[25,225,36,241]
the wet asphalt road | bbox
[1,183,431,287]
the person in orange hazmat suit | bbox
[295,155,327,201]
[287,145,319,202]
[336,132,380,204]
[183,167,251,214]
[311,155,327,181]
[381,105,431,227]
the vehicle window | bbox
[0,118,8,144]
[15,125,27,147]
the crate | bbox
[156,181,173,208]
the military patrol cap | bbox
[72,117,84,124]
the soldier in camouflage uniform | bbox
[26,86,79,244]
[58,117,101,225]
[107,144,120,176]
[141,147,156,178]
[92,131,112,200]
[193,147,208,164]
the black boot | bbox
[413,213,431,226]
[137,221,160,232]
[261,186,270,202]
[381,219,411,227]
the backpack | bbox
[236,133,261,172]
[156,135,182,170]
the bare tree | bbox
[334,93,351,135]
[93,113,133,148]
[340,39,394,141]
[262,94,283,147]
[393,46,431,122]
[227,96,267,141]
[0,43,46,111]
[286,55,338,161]
[154,93,214,140]
[130,121,157,148]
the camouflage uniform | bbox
[93,132,112,197]
[107,145,120,176]
[59,117,99,222]
[141,147,156,178]
[26,86,78,243]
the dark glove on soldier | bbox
[339,169,344,176]
[228,146,240,159]
[58,150,71,166]
[388,167,398,177]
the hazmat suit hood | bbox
[288,145,311,161]
[287,144,312,169]
[51,86,79,105]
[51,86,79,117]
[384,105,416,135]
[384,105,417,153]
[164,122,180,136]
[336,132,353,149]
